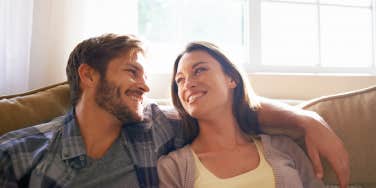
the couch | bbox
[0,82,375,187]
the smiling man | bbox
[0,34,349,188]
[0,34,155,188]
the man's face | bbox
[95,51,150,124]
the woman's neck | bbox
[192,112,249,153]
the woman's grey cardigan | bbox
[157,134,324,188]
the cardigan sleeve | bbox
[272,135,325,188]
[157,146,195,188]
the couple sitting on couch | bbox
[0,34,348,188]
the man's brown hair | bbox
[66,34,144,106]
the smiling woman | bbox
[174,51,237,119]
[158,41,325,188]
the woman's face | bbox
[174,50,236,119]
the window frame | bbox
[246,0,376,75]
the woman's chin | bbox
[188,109,206,120]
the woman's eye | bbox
[194,67,206,75]
[176,78,184,84]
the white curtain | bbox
[0,0,34,96]
[0,0,138,96]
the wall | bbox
[29,0,84,90]
[28,0,138,90]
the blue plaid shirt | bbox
[0,103,184,188]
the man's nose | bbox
[138,75,150,92]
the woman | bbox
[157,41,324,188]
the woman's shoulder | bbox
[157,145,195,188]
[160,144,192,158]
[259,134,300,148]
[158,145,194,168]
[258,134,324,188]
[258,134,305,158]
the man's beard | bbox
[95,78,143,124]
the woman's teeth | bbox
[188,92,205,104]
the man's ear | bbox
[78,64,98,88]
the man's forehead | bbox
[134,52,147,66]
[126,51,149,72]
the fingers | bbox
[329,149,350,188]
[306,143,324,179]
[302,111,350,187]
[308,142,350,188]
[332,160,349,188]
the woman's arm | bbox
[257,97,349,188]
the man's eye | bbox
[125,69,137,76]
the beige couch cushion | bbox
[0,82,71,135]
[301,85,376,187]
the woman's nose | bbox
[183,76,197,90]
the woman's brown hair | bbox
[171,41,261,143]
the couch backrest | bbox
[1,82,375,187]
[301,85,376,188]
[0,82,71,135]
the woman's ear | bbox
[78,64,99,88]
[228,77,237,89]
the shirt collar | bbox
[60,109,87,161]
[59,105,154,161]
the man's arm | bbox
[0,148,19,188]
[257,97,349,188]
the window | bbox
[258,0,375,73]
[138,0,249,73]
[138,0,376,74]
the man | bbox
[0,34,348,188]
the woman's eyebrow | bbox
[175,61,208,78]
[192,62,208,69]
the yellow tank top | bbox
[192,136,275,188]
